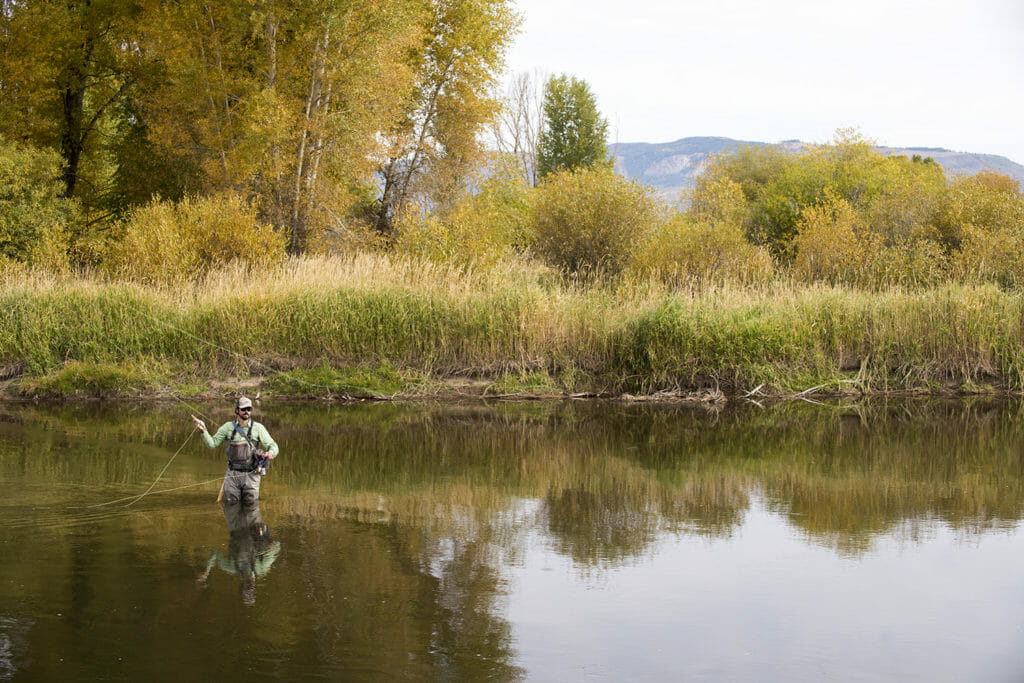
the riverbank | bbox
[4,254,1024,401]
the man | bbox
[192,396,279,503]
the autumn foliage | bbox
[0,0,1021,298]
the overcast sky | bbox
[506,0,1024,163]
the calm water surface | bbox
[2,399,1024,681]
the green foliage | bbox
[103,194,287,283]
[0,0,148,205]
[106,103,205,216]
[537,74,610,178]
[696,129,1024,291]
[633,177,772,287]
[393,159,530,265]
[19,361,156,399]
[706,129,948,259]
[0,137,78,268]
[486,369,558,395]
[263,361,420,398]
[529,166,657,277]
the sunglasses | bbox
[238,407,252,412]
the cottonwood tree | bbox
[0,0,518,254]
[536,74,609,179]
[374,0,519,237]
[0,0,150,209]
[129,0,425,252]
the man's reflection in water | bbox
[196,501,281,605]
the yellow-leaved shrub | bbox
[393,161,530,266]
[632,177,772,287]
[631,214,773,287]
[951,225,1024,288]
[931,171,1024,251]
[103,194,286,283]
[793,194,946,288]
[528,166,658,277]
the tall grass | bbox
[4,253,1024,396]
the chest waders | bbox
[223,422,259,503]
[222,421,271,503]
[226,421,258,472]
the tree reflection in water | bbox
[3,398,1024,677]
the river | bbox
[1,398,1023,681]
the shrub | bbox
[688,172,752,228]
[705,129,946,260]
[791,194,879,286]
[858,154,946,243]
[0,137,78,268]
[529,166,658,277]
[393,160,530,266]
[792,193,946,288]
[951,224,1024,288]
[103,194,287,283]
[931,171,1024,251]
[19,361,156,399]
[633,177,772,287]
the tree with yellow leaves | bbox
[375,0,520,237]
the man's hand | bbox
[191,415,206,433]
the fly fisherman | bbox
[192,397,279,503]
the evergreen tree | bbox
[536,75,609,178]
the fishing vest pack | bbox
[226,421,262,472]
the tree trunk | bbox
[59,70,85,199]
[290,30,329,254]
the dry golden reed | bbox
[4,253,1024,395]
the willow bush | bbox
[529,166,658,277]
[393,161,530,266]
[631,175,772,287]
[102,194,287,284]
[631,212,773,288]
[0,136,78,270]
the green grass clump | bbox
[18,361,157,399]
[262,361,423,398]
[486,369,559,396]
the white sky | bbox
[505,0,1024,163]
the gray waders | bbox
[223,424,261,503]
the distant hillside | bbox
[611,136,1024,199]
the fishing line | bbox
[123,429,195,507]
[74,476,226,510]
[164,390,212,424]
[81,429,196,508]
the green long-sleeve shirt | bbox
[201,420,280,458]
[204,541,281,578]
